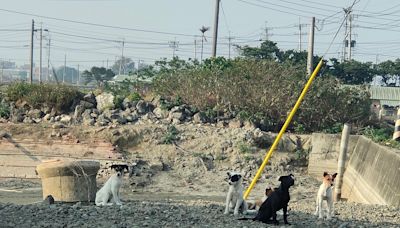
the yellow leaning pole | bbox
[243,59,324,200]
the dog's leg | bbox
[327,199,333,220]
[111,186,122,206]
[233,198,243,216]
[314,197,319,216]
[272,211,279,225]
[242,200,247,215]
[318,198,324,219]
[224,192,232,215]
[283,205,290,225]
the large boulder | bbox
[27,109,44,119]
[83,92,97,106]
[153,107,169,119]
[96,93,114,112]
[193,112,208,124]
[74,105,85,120]
[136,100,154,114]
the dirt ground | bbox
[0,122,399,227]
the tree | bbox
[375,59,400,86]
[199,26,210,61]
[82,67,115,86]
[56,66,79,83]
[327,59,375,85]
[236,40,281,60]
[111,57,135,75]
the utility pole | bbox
[194,37,197,60]
[29,19,34,84]
[264,21,271,40]
[106,59,109,69]
[63,54,66,83]
[342,19,347,62]
[211,0,221,57]
[307,17,315,76]
[118,40,125,75]
[347,14,352,61]
[77,64,80,86]
[169,38,179,58]
[1,62,3,84]
[47,36,51,82]
[298,18,302,51]
[39,24,43,83]
[228,35,232,59]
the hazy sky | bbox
[1,0,400,70]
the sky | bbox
[1,0,400,71]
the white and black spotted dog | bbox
[314,172,337,220]
[224,171,255,216]
[95,164,129,206]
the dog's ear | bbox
[323,172,328,177]
[332,173,338,179]
[237,174,242,179]
[278,176,283,182]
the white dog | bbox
[95,164,129,206]
[314,172,337,220]
[224,171,255,216]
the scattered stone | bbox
[43,195,55,205]
[52,123,65,129]
[96,92,115,112]
[60,115,72,124]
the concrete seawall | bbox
[343,136,400,206]
[308,133,400,207]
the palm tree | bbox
[199,26,210,61]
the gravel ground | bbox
[0,176,399,228]
[0,197,399,228]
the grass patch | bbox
[6,82,82,112]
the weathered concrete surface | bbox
[308,133,400,207]
[0,137,120,178]
[342,136,400,207]
[36,160,100,202]
[308,133,359,178]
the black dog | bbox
[242,174,295,225]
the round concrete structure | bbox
[36,160,100,202]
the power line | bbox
[0,8,199,38]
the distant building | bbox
[0,69,28,82]
[0,60,16,69]
[369,86,400,121]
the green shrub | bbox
[113,95,124,109]
[153,58,372,132]
[362,126,392,142]
[237,141,254,154]
[159,96,182,110]
[6,82,82,112]
[162,125,180,144]
[127,92,141,102]
[0,102,10,118]
[237,110,251,121]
